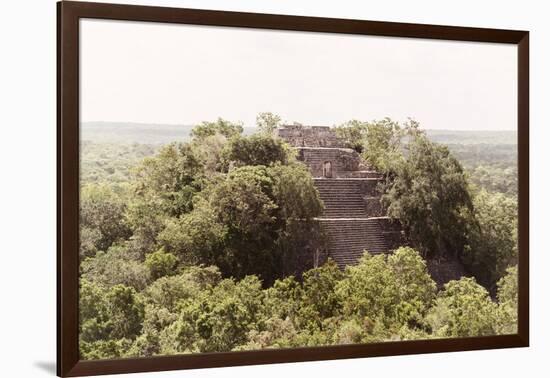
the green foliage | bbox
[133,142,204,217]
[467,164,517,198]
[425,277,497,337]
[80,141,158,184]
[80,184,132,258]
[158,200,228,265]
[159,276,265,353]
[145,249,179,280]
[333,120,369,153]
[362,118,419,173]
[79,280,145,359]
[80,338,133,360]
[191,133,227,173]
[80,245,150,291]
[221,134,291,169]
[190,118,243,141]
[124,142,206,256]
[337,248,436,332]
[463,190,518,289]
[238,317,299,350]
[445,142,518,199]
[78,115,519,359]
[79,247,517,359]
[144,266,221,312]
[157,163,323,284]
[199,166,281,281]
[211,166,278,235]
[336,119,475,260]
[263,276,303,321]
[256,112,282,135]
[300,260,343,329]
[387,247,437,325]
[383,134,473,259]
[269,163,324,220]
[495,266,518,334]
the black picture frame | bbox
[57,1,529,376]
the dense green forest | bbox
[79,116,518,359]
[82,121,518,198]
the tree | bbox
[336,248,435,333]
[463,189,518,289]
[80,184,131,258]
[361,118,416,172]
[269,163,324,221]
[495,265,518,334]
[211,166,277,236]
[159,276,265,353]
[263,276,303,322]
[80,280,145,359]
[205,166,279,280]
[336,118,471,260]
[190,133,227,173]
[158,199,228,266]
[333,120,369,153]
[221,134,291,170]
[383,134,472,259]
[178,164,323,283]
[268,163,325,276]
[144,248,179,280]
[144,266,221,312]
[132,142,204,217]
[80,245,150,291]
[425,277,497,337]
[299,260,344,330]
[80,226,102,259]
[387,247,437,326]
[124,142,205,256]
[256,112,282,135]
[190,118,243,141]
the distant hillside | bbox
[82,122,517,146]
[81,122,257,144]
[425,129,517,145]
[81,122,518,197]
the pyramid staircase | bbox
[319,218,389,268]
[314,178,390,268]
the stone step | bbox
[317,196,365,199]
[314,179,370,218]
[314,178,380,182]
[318,218,391,268]
[312,175,390,267]
[322,210,367,213]
[320,203,366,207]
[316,191,364,195]
[322,213,368,218]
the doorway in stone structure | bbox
[323,161,333,178]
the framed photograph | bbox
[57,1,529,376]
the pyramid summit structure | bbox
[276,125,403,268]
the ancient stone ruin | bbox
[276,125,403,269]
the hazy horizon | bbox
[81,20,517,131]
[81,120,516,133]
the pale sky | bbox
[80,19,517,130]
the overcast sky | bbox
[81,19,517,130]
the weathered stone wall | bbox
[297,148,361,178]
[426,257,468,288]
[364,196,384,217]
[276,125,345,148]
[376,217,406,251]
